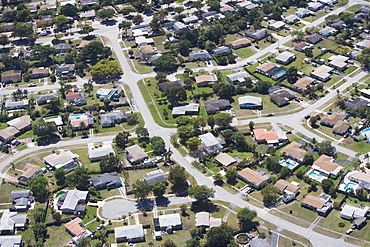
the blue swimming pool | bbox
[308,170,325,181]
[344,182,357,191]
[361,128,370,143]
[70,113,84,118]
[280,160,297,169]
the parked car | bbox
[28,83,37,87]
[11,140,20,146]
[81,134,89,139]
[286,131,292,134]
[89,199,98,203]
[346,229,353,234]
[267,113,273,116]
[305,115,311,119]
[9,208,17,212]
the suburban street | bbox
[0,0,369,246]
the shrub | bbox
[338,222,345,227]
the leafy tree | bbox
[152,181,166,197]
[29,176,48,201]
[302,153,314,166]
[52,212,62,223]
[315,140,336,156]
[100,153,120,173]
[133,179,151,200]
[185,238,201,247]
[150,17,161,33]
[132,14,144,25]
[53,15,70,29]
[188,185,215,205]
[11,22,34,40]
[255,81,272,94]
[97,8,115,19]
[177,124,194,143]
[261,184,280,206]
[359,47,370,67]
[321,178,334,194]
[46,97,62,114]
[33,223,47,242]
[151,136,165,154]
[264,155,281,173]
[213,83,235,99]
[204,223,234,247]
[33,119,57,138]
[31,45,57,64]
[214,113,233,129]
[66,167,90,190]
[237,207,257,230]
[61,4,79,17]
[279,166,291,179]
[119,20,132,35]
[309,116,318,127]
[178,40,191,56]
[356,188,368,200]
[136,126,149,138]
[115,131,130,149]
[207,115,215,129]
[121,6,136,15]
[54,168,65,181]
[127,113,139,125]
[286,67,298,84]
[162,239,177,247]
[225,168,237,183]
[168,166,188,189]
[164,87,186,105]
[186,137,201,151]
[152,54,178,72]
[304,47,313,58]
[82,41,112,62]
[0,34,9,47]
[79,25,94,35]
[90,59,122,78]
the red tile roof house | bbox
[253,128,278,144]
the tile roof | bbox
[253,128,278,141]
[64,218,86,237]
[302,194,325,209]
[238,168,268,186]
[280,141,307,160]
[314,155,341,173]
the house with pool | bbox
[306,155,343,182]
[43,150,80,173]
[301,193,333,216]
[280,141,308,170]
[339,171,370,195]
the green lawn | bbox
[346,4,362,12]
[227,150,254,160]
[0,122,7,130]
[343,66,357,75]
[18,129,34,139]
[335,0,348,6]
[0,183,19,203]
[130,59,153,74]
[302,16,319,22]
[341,138,370,153]
[44,224,72,247]
[234,47,256,59]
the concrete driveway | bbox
[101,199,138,219]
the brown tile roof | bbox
[280,141,307,160]
[253,129,278,141]
[70,118,88,128]
[30,68,49,75]
[332,121,351,133]
[0,126,19,140]
[195,75,214,84]
[22,164,41,178]
[215,153,237,167]
[40,3,56,10]
[294,42,308,50]
[77,40,91,49]
[257,62,275,73]
[12,115,31,131]
[66,91,80,100]
[220,5,234,12]
[238,168,267,186]
[349,171,370,183]
[274,179,299,194]
[1,71,21,82]
[64,218,86,237]
[302,195,325,209]
[229,38,252,47]
[314,155,340,173]
[321,112,346,126]
[294,77,313,91]
[139,45,154,55]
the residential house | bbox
[274,180,300,203]
[310,155,343,179]
[306,33,323,44]
[245,3,259,10]
[226,71,249,84]
[1,70,21,83]
[311,65,333,82]
[172,103,199,117]
[296,8,311,18]
[195,212,222,228]
[56,189,88,215]
[294,42,312,52]
[270,89,296,107]
[212,46,231,56]
[126,144,148,164]
[350,49,362,60]
[157,81,183,92]
[249,239,271,247]
[0,212,27,235]
[135,36,155,47]
[219,5,235,13]
[253,128,287,144]
[332,121,351,135]
[10,190,32,211]
[114,224,145,243]
[238,168,270,189]
[173,22,187,31]
[198,132,225,154]
[76,40,91,50]
[236,1,252,8]
[319,0,338,5]
[330,20,347,29]
[319,27,337,37]
[65,218,92,244]
[7,115,31,134]
[132,29,149,37]
[256,62,286,80]
[40,3,57,10]
[0,127,19,142]
[204,99,231,114]
[276,51,296,65]
[302,193,333,216]
[88,143,115,162]
[356,39,370,49]
[80,0,97,5]
[320,112,347,127]
[5,100,29,111]
[195,74,218,87]
[283,15,299,24]
[66,91,86,106]
[29,68,50,79]
[96,88,118,100]
[52,44,71,53]
[189,50,211,61]
[182,16,199,24]
[0,23,13,31]
[308,2,323,11]
[91,172,122,190]
[229,37,252,49]
[280,141,308,163]
[361,88,370,99]
[37,92,58,105]
[0,236,23,247]
[69,113,93,130]
[238,96,262,109]
[139,45,156,60]
[328,55,348,71]
[293,77,314,92]
[344,98,369,110]
[44,150,79,172]
[143,169,166,186]
[214,152,238,170]
[155,213,182,231]
[357,6,370,14]
[79,10,96,19]
[268,20,285,30]
[347,171,370,192]
[17,164,43,186]
[100,111,127,127]
[37,19,52,26]
[55,64,74,74]
[340,205,369,220]
[202,12,224,22]
[245,29,270,40]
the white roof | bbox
[198,132,220,147]
[114,224,144,239]
[269,20,285,29]
[172,103,199,116]
[44,116,63,126]
[135,36,154,46]
[158,213,182,227]
[341,205,369,218]
[43,150,77,169]
[276,51,295,62]
[183,16,198,23]
[195,212,210,227]
[132,29,148,37]
[88,144,114,159]
[60,190,88,211]
[238,96,262,105]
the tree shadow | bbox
[155,197,170,207]
[82,35,96,40]
[135,199,154,211]
[101,20,117,26]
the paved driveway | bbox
[101,199,138,219]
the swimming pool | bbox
[55,191,65,200]
[280,160,298,170]
[307,169,326,182]
[344,182,357,191]
[70,113,84,119]
[360,128,370,143]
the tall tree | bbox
[188,185,215,205]
[66,167,90,190]
[204,223,234,247]
[33,119,57,138]
[214,113,233,129]
[118,20,132,35]
[168,166,188,189]
[151,136,166,154]
[132,179,151,200]
[115,131,130,149]
[237,207,257,230]
[151,181,166,198]
[261,184,280,206]
[99,153,120,173]
[164,87,187,105]
[90,59,122,78]
[97,8,115,19]
[0,34,9,47]
[11,22,34,40]
[28,176,48,201]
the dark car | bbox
[81,134,89,139]
[89,199,98,203]
[286,131,292,134]
[305,115,311,119]
[9,207,17,212]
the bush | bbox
[338,222,345,227]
